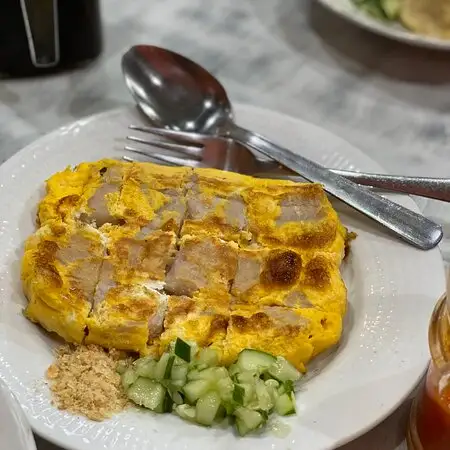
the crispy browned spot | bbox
[164,297,196,327]
[303,256,331,289]
[261,250,301,287]
[56,195,80,219]
[231,310,302,337]
[207,315,228,339]
[35,240,63,288]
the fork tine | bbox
[126,135,202,158]
[124,146,207,168]
[129,125,214,145]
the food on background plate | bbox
[23,158,352,432]
[352,0,450,40]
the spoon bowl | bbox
[121,45,233,134]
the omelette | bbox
[22,159,350,371]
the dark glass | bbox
[0,0,102,77]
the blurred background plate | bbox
[316,0,450,50]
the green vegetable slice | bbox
[174,338,191,362]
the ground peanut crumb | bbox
[46,344,128,421]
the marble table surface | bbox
[3,0,450,448]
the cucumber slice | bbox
[380,0,400,19]
[127,378,172,413]
[174,338,191,362]
[171,364,188,383]
[216,377,234,402]
[153,353,172,380]
[234,383,255,406]
[116,360,129,375]
[197,347,219,367]
[195,391,222,426]
[233,384,245,405]
[236,371,256,385]
[135,360,157,379]
[188,367,228,382]
[183,379,212,404]
[164,356,175,379]
[268,357,301,382]
[275,392,296,416]
[121,367,138,391]
[254,380,273,412]
[228,363,240,378]
[265,379,280,404]
[234,407,265,436]
[237,349,276,372]
[175,404,196,422]
[170,390,184,405]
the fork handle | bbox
[277,170,450,202]
[228,125,443,250]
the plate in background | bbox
[316,0,450,50]
[0,104,445,450]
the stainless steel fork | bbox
[125,125,450,203]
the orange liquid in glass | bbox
[415,366,450,450]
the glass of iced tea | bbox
[407,293,450,450]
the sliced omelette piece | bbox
[22,220,105,343]
[102,224,177,288]
[121,162,191,233]
[231,246,347,315]
[165,234,238,297]
[85,225,176,352]
[85,285,167,354]
[243,180,346,260]
[223,305,343,371]
[181,168,253,243]
[157,291,230,356]
[37,166,91,226]
[78,159,128,227]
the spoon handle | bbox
[264,170,450,202]
[229,125,443,250]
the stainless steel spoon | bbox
[121,45,442,250]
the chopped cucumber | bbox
[122,367,138,391]
[183,379,212,404]
[234,407,265,436]
[275,393,296,416]
[175,404,196,422]
[195,391,222,426]
[116,360,129,375]
[135,360,157,379]
[197,347,219,367]
[170,390,184,405]
[254,379,274,412]
[268,357,301,382]
[174,338,192,362]
[233,384,245,405]
[127,378,172,413]
[154,353,172,380]
[236,371,257,385]
[122,340,300,436]
[171,364,188,383]
[237,349,276,372]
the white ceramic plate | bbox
[316,0,450,50]
[0,104,445,450]
[0,380,36,450]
